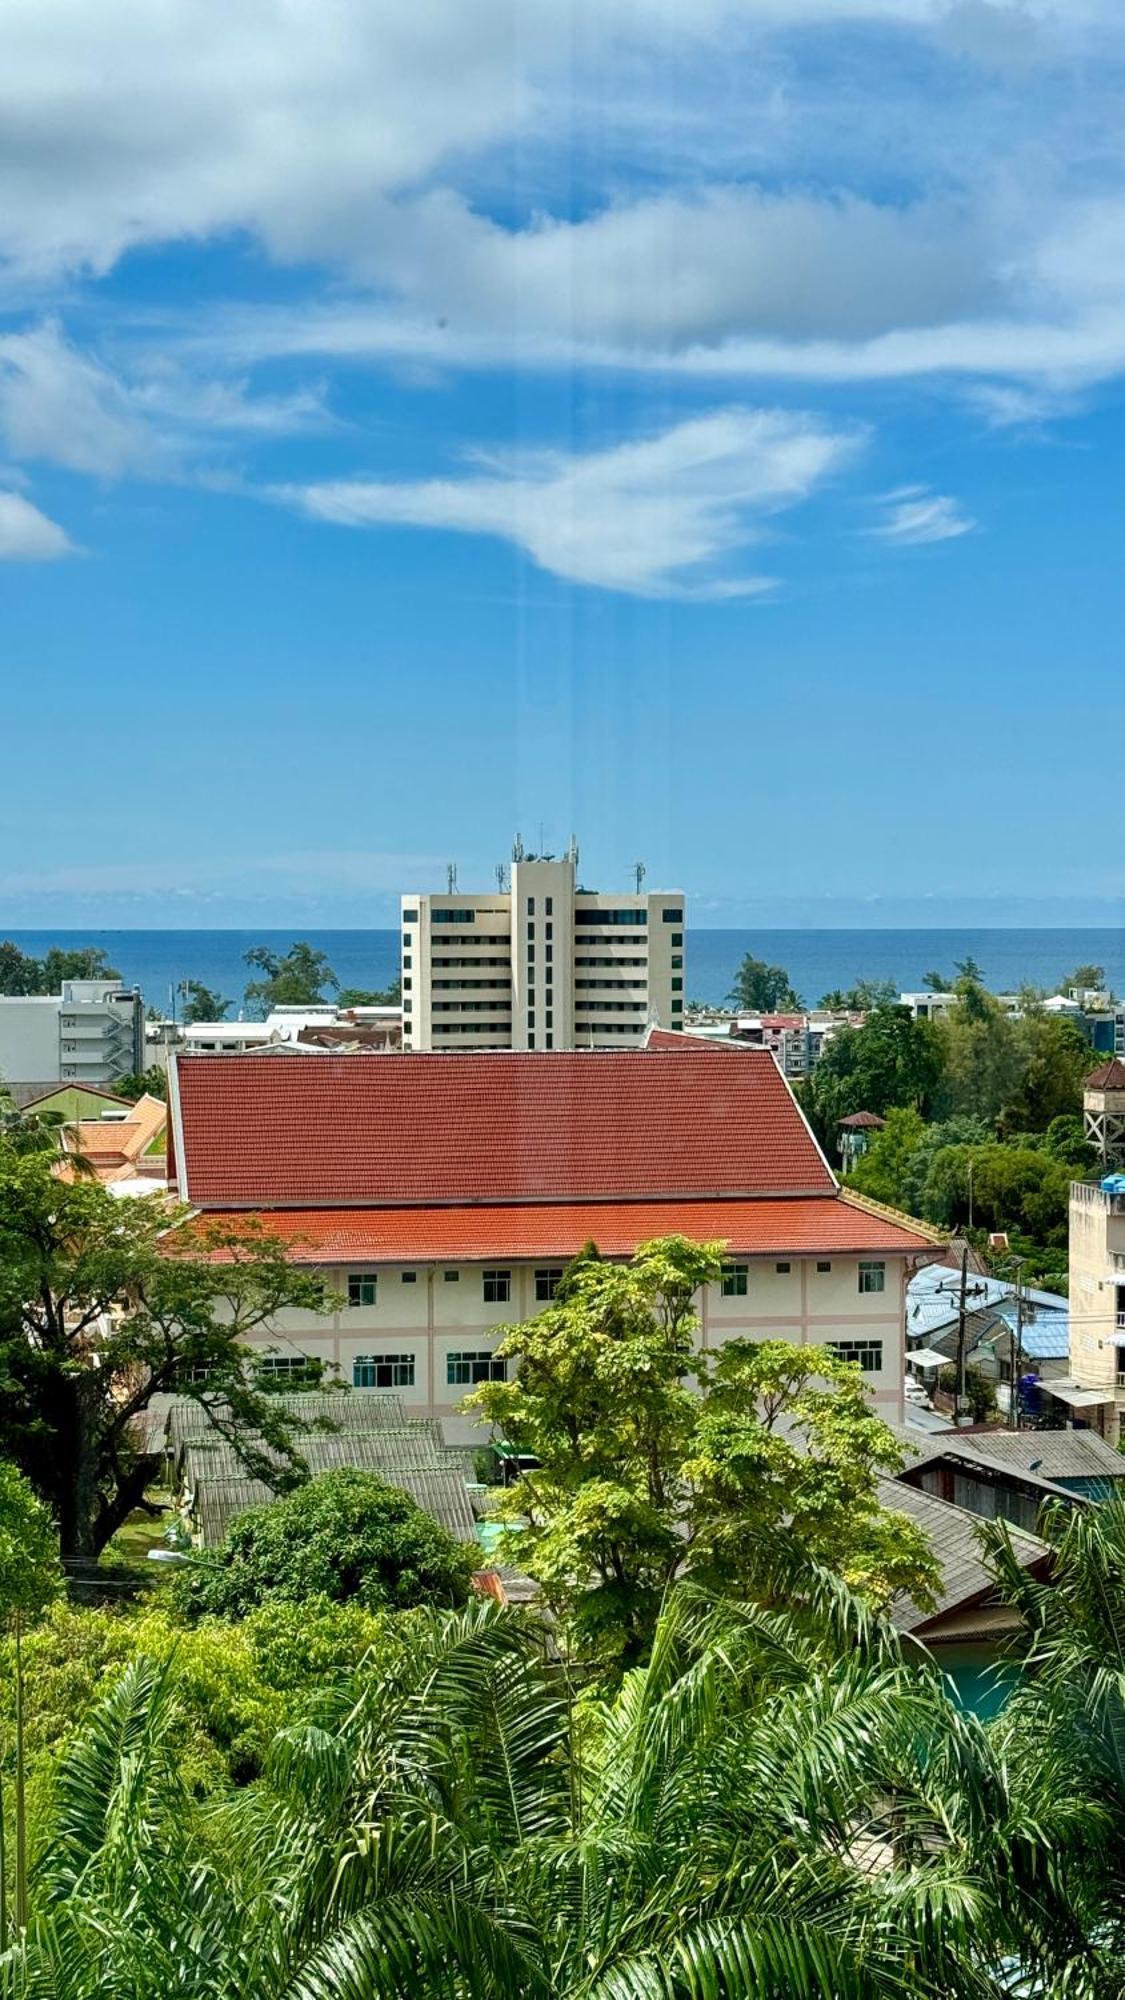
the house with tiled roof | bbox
[167,1043,943,1439]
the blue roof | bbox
[907,1265,1068,1346]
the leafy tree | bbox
[467,1239,934,1667]
[338,976,402,1007]
[112,1065,168,1102]
[919,1142,1072,1245]
[938,974,1022,1123]
[999,1013,1095,1135]
[0,1145,329,1561]
[922,968,952,991]
[801,1003,945,1143]
[6,1585,1106,1998]
[726,954,802,1011]
[1061,962,1105,994]
[243,941,338,1012]
[845,1106,927,1208]
[178,979,230,1024]
[897,1114,992,1215]
[0,941,120,996]
[954,955,984,982]
[818,979,898,1011]
[176,1468,474,1621]
[0,1462,60,1623]
[1042,1112,1097,1168]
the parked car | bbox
[904,1378,933,1410]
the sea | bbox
[4,928,1123,1017]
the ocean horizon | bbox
[3,926,1122,1018]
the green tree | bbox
[467,1239,934,1667]
[0,1464,60,1624]
[243,941,338,1012]
[338,976,402,1007]
[5,1587,1102,1998]
[818,979,898,1011]
[919,1142,1071,1245]
[845,1106,927,1209]
[176,1468,475,1621]
[938,974,1022,1123]
[922,968,952,991]
[801,1003,945,1143]
[0,1146,329,1561]
[0,942,120,997]
[1061,962,1105,994]
[178,979,230,1023]
[999,1013,1095,1135]
[726,954,802,1011]
[112,1065,168,1102]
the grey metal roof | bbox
[192,1463,478,1547]
[880,1476,1047,1633]
[947,1430,1125,1484]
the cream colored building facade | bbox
[1067,1178,1125,1442]
[237,1248,910,1444]
[402,854,684,1049]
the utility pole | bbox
[967,1157,974,1232]
[954,1240,971,1426]
[1009,1256,1027,1432]
[13,1607,26,1931]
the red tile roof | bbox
[188,1194,934,1264]
[1086,1059,1125,1091]
[172,1048,835,1208]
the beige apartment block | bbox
[402,850,684,1049]
[1067,1178,1125,1442]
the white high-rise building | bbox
[401,848,685,1050]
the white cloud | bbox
[272,407,860,595]
[870,485,976,544]
[0,488,73,559]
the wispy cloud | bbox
[0,488,73,559]
[870,485,976,546]
[272,408,860,596]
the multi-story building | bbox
[0,979,145,1091]
[167,1041,941,1439]
[401,849,684,1050]
[1064,1177,1125,1442]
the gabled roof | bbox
[183,1194,937,1266]
[839,1110,886,1130]
[882,1476,1049,1634]
[171,1047,836,1208]
[1086,1058,1125,1090]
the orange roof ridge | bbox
[839,1185,946,1246]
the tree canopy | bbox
[178,978,231,1023]
[726,954,802,1012]
[338,976,402,1007]
[800,1003,945,1142]
[465,1238,935,1668]
[0,1141,329,1560]
[243,941,338,1012]
[0,941,120,996]
[176,1468,475,1621]
[0,1460,60,1623]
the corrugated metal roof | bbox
[881,1476,1047,1633]
[944,1431,1125,1483]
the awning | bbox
[1044,1382,1114,1409]
[906,1347,949,1370]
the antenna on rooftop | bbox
[446,863,458,894]
[634,860,646,893]
[512,833,525,863]
[495,862,510,893]
[567,833,579,869]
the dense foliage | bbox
[0,1139,329,1560]
[467,1238,936,1667]
[6,1534,1125,1999]
[726,953,802,1011]
[176,1469,475,1621]
[243,941,338,1012]
[0,942,120,997]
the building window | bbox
[545,1031,553,1048]
[816,1261,832,1274]
[672,1000,683,1014]
[402,977,412,990]
[662,908,683,923]
[535,1267,563,1301]
[483,1269,511,1303]
[403,910,418,922]
[545,1010,553,1027]
[545,922,553,939]
[256,1354,321,1388]
[858,1261,886,1294]
[528,1032,535,1048]
[671,977,683,992]
[545,896,553,914]
[828,1339,883,1374]
[433,910,476,924]
[403,999,412,1014]
[527,896,534,914]
[401,1270,417,1284]
[447,1350,507,1385]
[444,1269,460,1282]
[721,1263,748,1297]
[671,955,682,969]
[775,1261,791,1274]
[545,943,553,962]
[348,1274,378,1307]
[353,1353,415,1388]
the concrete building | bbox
[401,848,684,1050]
[167,1041,942,1441]
[1065,1172,1125,1442]
[0,980,145,1091]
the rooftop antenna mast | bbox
[634,860,646,894]
[512,833,525,863]
[447,862,458,894]
[495,862,510,893]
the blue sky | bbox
[1,0,1124,928]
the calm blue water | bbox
[2,927,1121,1017]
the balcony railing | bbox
[1073,1180,1125,1214]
